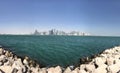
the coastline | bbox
[0,46,120,73]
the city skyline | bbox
[0,0,120,36]
[33,29,90,36]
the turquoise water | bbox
[0,35,120,67]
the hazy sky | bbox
[0,0,120,36]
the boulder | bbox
[17,70,23,73]
[64,67,72,73]
[0,66,12,73]
[80,64,86,70]
[106,57,114,65]
[47,66,62,73]
[100,54,107,58]
[12,59,26,72]
[107,64,120,73]
[114,59,120,65]
[85,64,95,72]
[93,64,107,73]
[71,68,79,73]
[4,60,10,66]
[11,68,18,73]
[79,70,88,73]
[71,70,78,73]
[54,66,62,73]
[114,47,120,52]
[47,67,55,73]
[69,65,74,70]
[0,55,7,62]
[104,49,115,54]
[39,68,47,73]
[94,57,106,67]
[0,62,3,66]
[0,69,5,73]
[23,59,29,66]
[5,51,10,57]
[31,67,40,73]
[114,55,120,59]
[0,49,3,55]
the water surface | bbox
[0,35,120,67]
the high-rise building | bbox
[34,30,40,35]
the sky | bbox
[0,0,120,36]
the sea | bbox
[0,35,120,67]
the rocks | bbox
[0,48,42,73]
[54,66,62,73]
[12,58,26,73]
[0,49,4,55]
[79,46,120,73]
[39,68,47,73]
[85,64,95,72]
[80,64,86,70]
[23,58,28,66]
[79,70,88,73]
[0,69,5,73]
[47,66,62,73]
[0,46,120,73]
[72,68,79,73]
[94,57,106,67]
[106,57,114,65]
[11,68,18,73]
[0,66,12,73]
[93,66,107,73]
[47,67,55,73]
[64,67,72,73]
[107,64,120,73]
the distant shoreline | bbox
[0,34,120,37]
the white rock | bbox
[54,66,62,73]
[0,49,3,55]
[114,55,120,59]
[107,64,120,73]
[72,68,79,73]
[23,59,29,66]
[0,55,6,62]
[71,70,78,73]
[79,70,88,73]
[47,67,55,73]
[4,60,10,66]
[64,67,72,73]
[17,70,23,73]
[114,59,120,65]
[106,57,114,65]
[85,64,95,72]
[80,64,86,70]
[0,66,12,73]
[104,49,115,54]
[93,64,107,73]
[100,54,107,58]
[0,62,3,66]
[47,66,62,73]
[11,68,18,73]
[12,59,26,72]
[31,67,40,73]
[39,68,47,73]
[94,57,106,66]
[69,65,74,70]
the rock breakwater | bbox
[0,46,120,73]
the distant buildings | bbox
[33,29,90,36]
[34,30,39,35]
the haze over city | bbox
[0,0,120,36]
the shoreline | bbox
[0,46,120,73]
